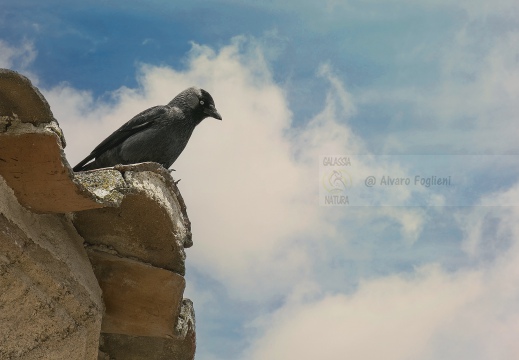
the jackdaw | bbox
[73,87,222,172]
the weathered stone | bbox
[0,69,54,125]
[87,250,185,338]
[73,165,192,275]
[0,177,103,360]
[0,116,136,214]
[74,169,129,205]
[100,333,196,360]
[99,300,196,360]
[0,69,131,214]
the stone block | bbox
[74,165,192,275]
[99,299,196,360]
[88,250,185,338]
[0,68,54,125]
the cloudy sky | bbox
[2,1,519,359]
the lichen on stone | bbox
[0,116,12,132]
[44,120,67,148]
[74,170,129,205]
[175,299,196,338]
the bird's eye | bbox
[200,100,204,105]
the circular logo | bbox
[322,169,351,193]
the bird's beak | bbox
[204,105,222,120]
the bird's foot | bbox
[168,168,176,173]
[174,179,181,185]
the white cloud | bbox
[244,179,519,360]
[247,249,519,360]
[0,39,37,78]
[459,184,519,258]
[247,266,483,360]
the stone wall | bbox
[0,69,196,360]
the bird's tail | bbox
[73,158,100,172]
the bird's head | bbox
[170,87,222,123]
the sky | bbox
[2,1,519,359]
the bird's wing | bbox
[73,106,167,171]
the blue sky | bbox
[2,1,519,359]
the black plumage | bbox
[73,87,221,172]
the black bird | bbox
[73,87,222,172]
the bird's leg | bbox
[169,169,180,185]
[165,167,180,184]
